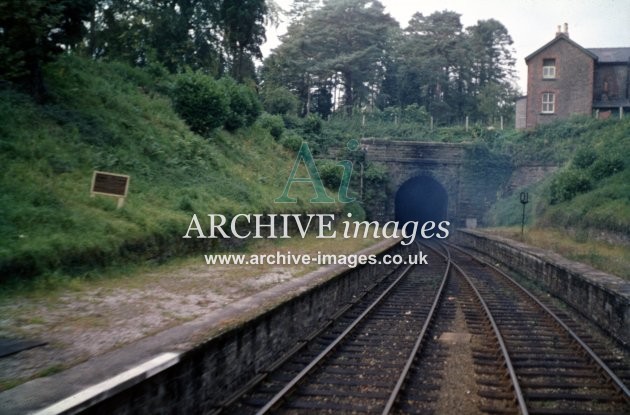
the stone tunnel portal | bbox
[395,176,448,224]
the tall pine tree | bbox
[0,0,95,101]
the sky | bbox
[261,0,630,93]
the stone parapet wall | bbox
[359,139,512,227]
[454,229,630,346]
[71,240,412,414]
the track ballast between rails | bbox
[215,241,629,415]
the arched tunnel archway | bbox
[395,176,448,223]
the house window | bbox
[542,92,555,113]
[542,58,556,79]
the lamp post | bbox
[520,191,529,238]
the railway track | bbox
[218,244,450,414]
[447,243,630,415]
[214,242,630,414]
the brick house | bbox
[518,24,630,129]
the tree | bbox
[385,12,518,124]
[263,0,398,116]
[261,22,321,115]
[395,11,468,122]
[87,0,223,74]
[220,0,268,81]
[151,0,221,73]
[309,0,397,114]
[265,3,517,125]
[288,0,321,20]
[87,0,272,79]
[260,85,299,115]
[467,19,516,88]
[0,0,95,101]
[311,86,333,118]
[465,19,516,123]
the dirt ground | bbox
[0,236,377,391]
[435,299,481,415]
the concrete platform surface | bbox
[0,238,398,414]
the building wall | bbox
[526,38,594,128]
[515,97,527,129]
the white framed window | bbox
[542,58,556,79]
[542,92,555,113]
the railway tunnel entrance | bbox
[395,175,448,223]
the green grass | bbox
[483,113,629,275]
[0,55,337,283]
[540,170,630,234]
[482,227,630,279]
[0,363,69,392]
[485,116,630,237]
[35,364,66,378]
[497,115,618,165]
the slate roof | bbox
[525,33,598,61]
[587,48,630,63]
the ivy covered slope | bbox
[487,116,630,236]
[0,56,322,281]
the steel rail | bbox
[444,246,529,415]
[381,242,451,414]
[449,243,630,401]
[254,261,417,414]
[212,264,399,415]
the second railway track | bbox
[448,243,630,415]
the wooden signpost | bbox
[91,171,130,208]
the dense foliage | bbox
[486,116,630,235]
[219,77,262,131]
[263,1,518,124]
[0,56,331,280]
[0,0,94,100]
[171,71,230,135]
[86,0,268,80]
[1,0,269,91]
[1,0,520,128]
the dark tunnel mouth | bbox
[395,175,448,224]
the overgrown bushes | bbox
[549,170,592,204]
[550,145,626,204]
[257,113,285,139]
[487,116,630,236]
[260,86,298,115]
[171,71,261,135]
[220,77,262,131]
[171,71,229,135]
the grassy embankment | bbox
[319,111,629,278]
[482,227,630,279]
[484,116,630,279]
[0,55,347,290]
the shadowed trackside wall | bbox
[455,229,630,346]
[68,241,413,414]
[361,139,512,227]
